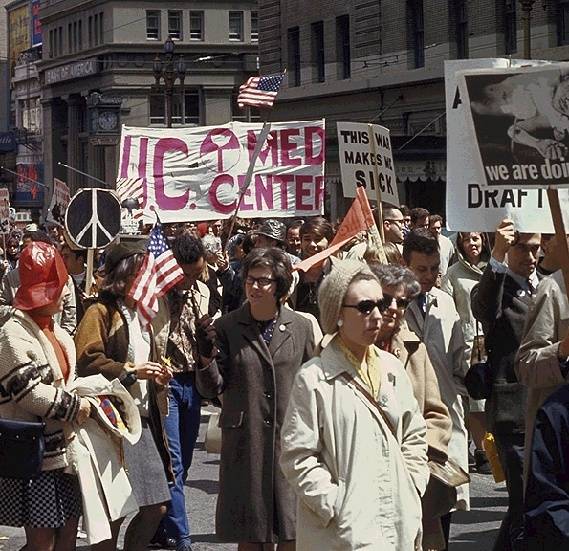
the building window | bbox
[229,11,244,41]
[336,15,351,79]
[58,26,63,55]
[150,90,201,126]
[232,93,261,121]
[311,21,325,83]
[455,0,468,58]
[88,16,93,47]
[410,0,425,68]
[78,19,83,50]
[68,23,73,53]
[49,29,54,57]
[287,27,301,87]
[147,10,160,40]
[559,0,569,45]
[99,12,104,45]
[251,11,259,42]
[190,11,204,40]
[168,11,182,40]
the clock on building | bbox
[98,111,118,132]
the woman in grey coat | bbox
[196,247,316,550]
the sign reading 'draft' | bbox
[118,121,326,223]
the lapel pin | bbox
[279,324,286,332]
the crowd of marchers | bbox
[0,204,567,551]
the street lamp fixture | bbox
[153,36,186,128]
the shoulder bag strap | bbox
[339,371,397,438]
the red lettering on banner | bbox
[305,126,325,165]
[280,129,302,166]
[295,175,314,210]
[247,130,278,166]
[119,136,132,178]
[153,138,189,209]
[238,174,254,211]
[138,138,148,209]
[315,175,325,209]
[254,175,274,210]
[209,174,236,214]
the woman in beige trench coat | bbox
[280,259,429,551]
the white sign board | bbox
[46,178,71,226]
[118,121,326,223]
[337,121,399,206]
[0,189,9,234]
[446,58,569,232]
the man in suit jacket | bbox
[516,267,569,479]
[403,229,470,550]
[471,218,541,551]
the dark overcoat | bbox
[196,302,315,543]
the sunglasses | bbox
[382,293,411,309]
[342,297,393,315]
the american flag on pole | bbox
[237,72,285,109]
[127,223,184,325]
[116,177,144,220]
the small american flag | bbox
[116,177,144,220]
[128,223,184,325]
[238,73,285,109]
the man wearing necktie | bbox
[471,218,541,551]
[404,229,470,550]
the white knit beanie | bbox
[317,258,375,335]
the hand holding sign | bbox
[492,218,516,263]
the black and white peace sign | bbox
[65,188,121,249]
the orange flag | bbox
[295,186,375,273]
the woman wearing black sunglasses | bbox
[280,259,429,550]
[372,263,453,550]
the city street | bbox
[0,408,507,551]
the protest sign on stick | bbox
[445,58,569,232]
[46,178,70,226]
[118,120,325,223]
[337,121,399,212]
[0,188,10,253]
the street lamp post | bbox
[153,36,186,128]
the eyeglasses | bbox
[245,275,276,287]
[382,293,411,309]
[342,297,393,315]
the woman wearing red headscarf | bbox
[0,242,91,551]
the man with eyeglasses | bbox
[403,228,470,551]
[381,204,406,251]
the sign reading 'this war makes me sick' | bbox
[337,121,399,207]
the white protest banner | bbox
[118,121,325,223]
[446,58,569,232]
[0,189,10,234]
[337,121,399,206]
[46,178,70,226]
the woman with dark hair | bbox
[442,231,492,474]
[293,217,335,321]
[195,247,315,550]
[74,241,173,551]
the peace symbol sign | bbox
[65,188,121,249]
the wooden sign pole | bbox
[85,248,95,296]
[367,123,388,264]
[546,188,569,292]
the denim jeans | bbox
[160,373,202,545]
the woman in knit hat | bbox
[75,240,173,551]
[0,241,92,551]
[280,258,429,551]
